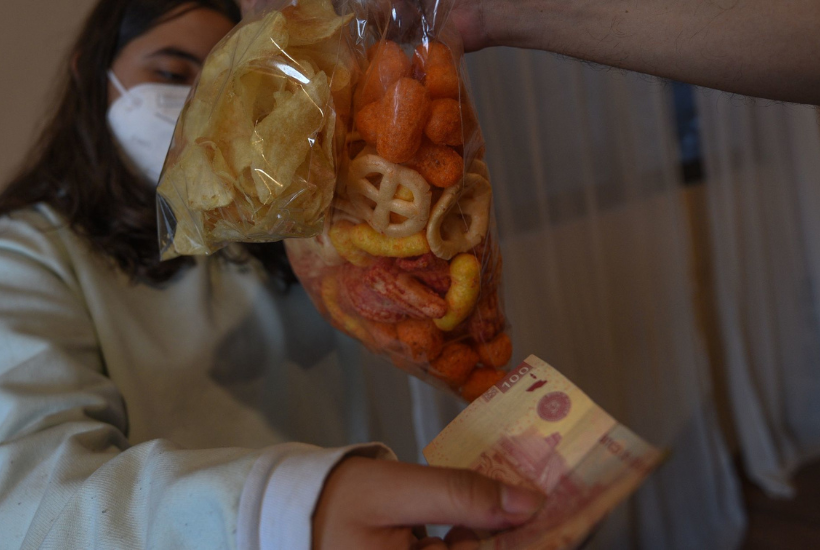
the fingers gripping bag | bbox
[157,0,357,258]
[285,0,512,401]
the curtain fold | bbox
[453,48,748,549]
[696,90,820,498]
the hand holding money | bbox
[425,355,664,550]
[312,457,544,549]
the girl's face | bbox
[108,4,235,103]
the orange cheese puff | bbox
[425,64,460,100]
[424,98,463,146]
[360,41,412,107]
[412,42,454,74]
[476,332,512,368]
[355,101,382,145]
[460,367,507,402]
[377,78,430,164]
[412,42,460,100]
[366,320,399,351]
[431,342,479,388]
[468,291,505,342]
[397,318,445,362]
[409,140,463,188]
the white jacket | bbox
[0,205,451,549]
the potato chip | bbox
[158,0,355,259]
[251,70,330,203]
[289,40,357,92]
[210,85,254,173]
[237,68,288,123]
[321,108,336,166]
[282,0,353,47]
[184,142,236,210]
[157,163,209,256]
[231,11,290,65]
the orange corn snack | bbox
[460,367,506,402]
[432,342,479,388]
[355,100,382,144]
[412,42,453,74]
[397,318,445,361]
[413,42,459,100]
[366,320,400,350]
[409,139,463,188]
[425,98,462,146]
[359,41,412,107]
[425,64,460,99]
[467,291,504,342]
[377,78,430,164]
[476,332,513,368]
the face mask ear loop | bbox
[108,70,141,107]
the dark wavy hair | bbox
[0,0,295,287]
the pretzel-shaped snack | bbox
[427,160,492,260]
[347,151,432,238]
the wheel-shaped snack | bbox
[427,161,492,260]
[346,150,432,238]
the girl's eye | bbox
[155,70,188,83]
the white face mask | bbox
[107,70,191,184]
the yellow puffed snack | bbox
[434,253,481,331]
[329,220,374,267]
[348,223,431,258]
[321,275,371,344]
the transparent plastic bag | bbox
[285,0,512,401]
[157,0,356,259]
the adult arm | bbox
[461,0,820,104]
[238,0,820,104]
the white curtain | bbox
[696,91,820,498]
[441,47,756,549]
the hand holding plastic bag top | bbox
[158,0,356,258]
[285,0,512,401]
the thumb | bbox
[366,462,545,531]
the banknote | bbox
[424,355,664,550]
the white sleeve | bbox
[237,442,397,550]
[0,215,395,549]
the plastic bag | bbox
[157,0,356,259]
[285,0,512,401]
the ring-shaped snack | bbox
[347,151,432,238]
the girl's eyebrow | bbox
[148,47,202,66]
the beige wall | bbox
[0,1,98,186]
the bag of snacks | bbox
[285,0,512,401]
[158,0,356,258]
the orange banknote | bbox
[424,355,665,550]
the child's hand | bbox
[312,456,544,550]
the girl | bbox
[0,1,542,548]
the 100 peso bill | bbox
[424,355,665,550]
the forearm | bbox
[479,0,820,104]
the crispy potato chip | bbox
[230,11,290,65]
[237,68,288,123]
[251,70,331,203]
[282,0,353,47]
[158,0,353,258]
[157,164,209,257]
[183,142,236,210]
[321,108,336,165]
[289,39,357,92]
[210,86,254,173]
